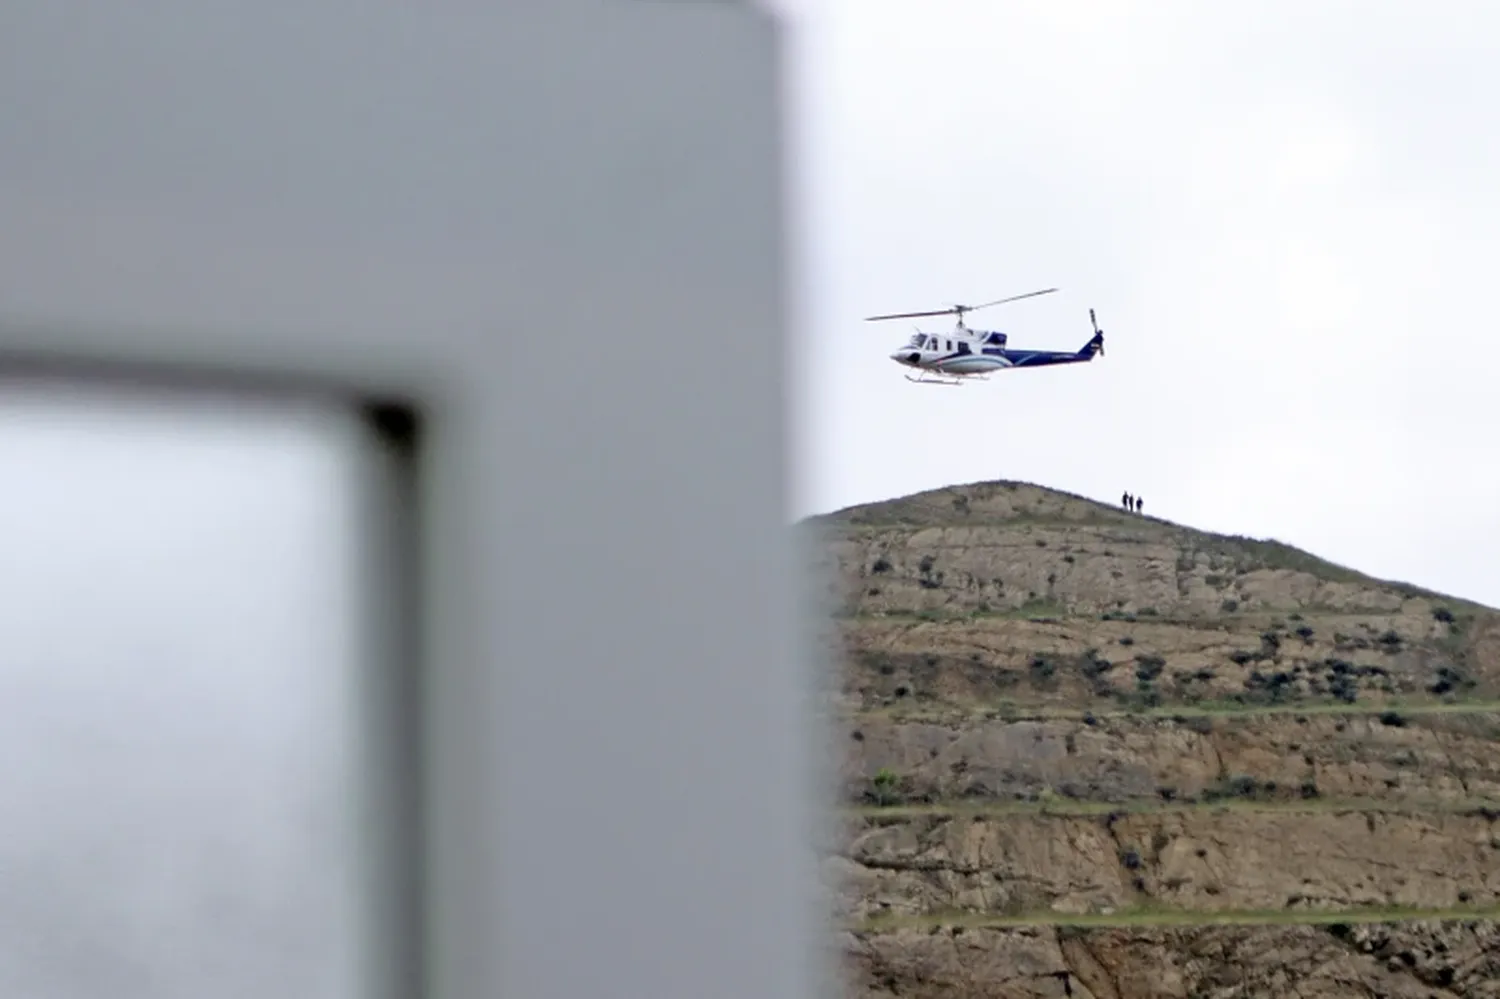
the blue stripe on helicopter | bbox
[931,350,1075,366]
[1003,351,1079,366]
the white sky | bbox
[780,0,1500,609]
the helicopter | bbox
[865,288,1105,385]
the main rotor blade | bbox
[864,307,960,321]
[968,287,1058,310]
[865,287,1058,322]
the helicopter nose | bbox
[890,350,917,365]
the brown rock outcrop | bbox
[800,480,1500,996]
[839,710,1500,806]
[844,919,1500,998]
[834,808,1500,921]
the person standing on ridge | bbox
[1122,491,1132,510]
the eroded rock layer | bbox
[843,919,1500,998]
[800,480,1500,998]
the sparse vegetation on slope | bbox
[805,480,1500,998]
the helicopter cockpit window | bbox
[909,334,924,347]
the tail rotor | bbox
[1089,308,1105,356]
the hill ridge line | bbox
[802,478,1493,611]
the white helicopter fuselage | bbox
[889,330,1011,376]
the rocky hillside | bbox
[801,480,1500,998]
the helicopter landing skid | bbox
[905,371,983,386]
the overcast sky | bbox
[778,0,1500,609]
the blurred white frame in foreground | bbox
[0,2,823,997]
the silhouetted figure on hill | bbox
[1122,491,1132,510]
[1135,495,1144,514]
